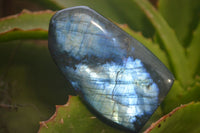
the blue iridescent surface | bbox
[48,6,174,132]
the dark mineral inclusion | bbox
[48,6,174,132]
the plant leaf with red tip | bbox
[0,10,54,42]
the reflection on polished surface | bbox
[48,6,174,132]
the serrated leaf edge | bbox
[0,9,54,22]
[38,96,72,133]
[144,102,194,133]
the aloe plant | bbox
[0,0,200,133]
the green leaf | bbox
[0,10,53,32]
[118,24,169,67]
[106,0,155,37]
[39,96,126,133]
[145,102,200,133]
[187,20,200,77]
[0,41,67,133]
[133,0,191,87]
[30,0,62,10]
[158,0,200,46]
[161,79,200,114]
[0,10,54,42]
[0,29,48,42]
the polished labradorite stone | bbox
[48,6,174,132]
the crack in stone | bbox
[112,69,122,100]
